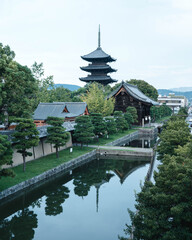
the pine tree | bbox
[90,113,106,137]
[124,112,134,128]
[73,115,94,148]
[46,117,70,158]
[12,118,39,172]
[0,134,14,178]
[114,111,128,132]
[126,106,138,123]
[105,117,117,135]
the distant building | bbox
[33,102,89,126]
[108,81,159,125]
[158,93,188,113]
[79,25,117,85]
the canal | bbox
[0,155,152,240]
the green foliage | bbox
[105,117,117,135]
[126,107,138,123]
[178,107,188,117]
[90,113,106,137]
[157,118,191,161]
[124,112,134,128]
[150,105,172,122]
[0,134,14,178]
[0,43,38,126]
[49,87,72,102]
[124,117,192,240]
[31,62,54,106]
[127,154,192,240]
[82,82,114,116]
[12,118,39,172]
[73,115,94,147]
[114,111,129,132]
[46,117,70,158]
[127,79,158,101]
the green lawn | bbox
[92,129,137,145]
[0,146,93,192]
[0,128,138,192]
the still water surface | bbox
[0,157,151,240]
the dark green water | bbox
[0,157,150,240]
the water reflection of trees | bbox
[0,208,38,240]
[45,185,70,216]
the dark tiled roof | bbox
[33,102,87,120]
[0,122,76,141]
[80,65,117,73]
[108,81,159,105]
[81,47,116,62]
[79,75,117,84]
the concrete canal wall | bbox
[0,150,97,201]
[0,127,158,202]
[106,128,157,147]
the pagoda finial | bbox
[98,24,101,48]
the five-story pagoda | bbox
[80,26,117,85]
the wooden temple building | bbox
[80,25,117,85]
[108,81,159,125]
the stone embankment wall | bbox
[106,128,157,147]
[0,150,97,201]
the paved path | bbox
[75,144,153,153]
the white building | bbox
[158,93,188,113]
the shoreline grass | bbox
[0,146,93,192]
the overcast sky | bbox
[1,0,192,89]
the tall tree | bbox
[105,117,117,135]
[31,62,54,106]
[73,115,94,148]
[126,106,138,124]
[81,83,114,116]
[0,43,38,127]
[0,134,14,178]
[125,153,192,240]
[157,118,191,161]
[90,113,106,137]
[46,117,70,158]
[12,118,39,172]
[114,111,128,132]
[127,79,158,101]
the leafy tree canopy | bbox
[12,118,39,172]
[0,43,38,126]
[81,83,114,116]
[46,117,70,158]
[73,115,94,147]
[90,113,106,137]
[157,118,191,161]
[0,134,14,178]
[114,111,129,132]
[126,79,158,101]
[105,117,117,135]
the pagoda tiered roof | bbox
[80,64,117,73]
[81,47,116,62]
[79,25,117,85]
[79,75,117,84]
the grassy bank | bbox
[92,129,137,145]
[0,146,93,192]
[0,128,138,192]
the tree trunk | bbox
[56,147,59,158]
[23,154,26,172]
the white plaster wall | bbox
[3,134,72,168]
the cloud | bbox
[172,0,192,10]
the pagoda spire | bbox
[98,24,101,48]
